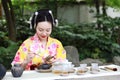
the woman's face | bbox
[36,21,52,41]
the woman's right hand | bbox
[26,52,35,63]
[22,52,35,69]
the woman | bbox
[11,9,66,70]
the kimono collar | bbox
[33,33,51,43]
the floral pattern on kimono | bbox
[12,34,66,70]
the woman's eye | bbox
[46,29,50,32]
[39,29,43,31]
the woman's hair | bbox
[30,9,58,29]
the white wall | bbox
[58,5,80,24]
[57,5,120,24]
[57,4,95,24]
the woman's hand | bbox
[44,55,55,64]
[26,52,35,63]
[22,52,35,69]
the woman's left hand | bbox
[44,55,55,64]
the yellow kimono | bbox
[12,34,66,70]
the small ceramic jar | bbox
[11,63,24,77]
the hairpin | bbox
[48,10,55,26]
[34,12,38,28]
[29,13,35,29]
[55,19,58,27]
[35,12,38,15]
[29,16,32,29]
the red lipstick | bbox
[41,36,46,38]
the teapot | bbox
[52,59,74,74]
[37,63,52,70]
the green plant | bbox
[52,17,120,63]
[0,40,19,69]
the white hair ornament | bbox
[34,12,38,28]
[48,10,58,27]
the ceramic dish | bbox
[69,69,75,73]
[36,68,52,73]
[76,68,88,75]
[90,70,100,74]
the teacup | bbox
[91,63,99,73]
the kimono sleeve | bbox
[11,39,31,65]
[56,40,66,60]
